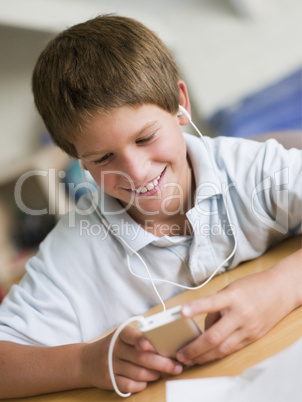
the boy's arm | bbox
[0,341,86,398]
[0,325,182,398]
[176,248,302,365]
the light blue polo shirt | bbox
[0,134,301,346]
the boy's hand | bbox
[176,254,301,366]
[80,325,183,394]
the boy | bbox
[0,14,301,398]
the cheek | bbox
[158,133,186,163]
[89,169,116,191]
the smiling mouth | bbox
[126,168,166,196]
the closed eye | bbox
[93,153,112,165]
[136,133,155,144]
[92,132,156,164]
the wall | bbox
[0,0,301,165]
[0,25,52,165]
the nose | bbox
[117,148,150,188]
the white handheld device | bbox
[138,305,201,358]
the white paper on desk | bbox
[166,337,302,402]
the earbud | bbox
[78,159,85,171]
[178,105,192,121]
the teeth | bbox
[146,183,154,191]
[135,173,162,194]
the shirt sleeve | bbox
[215,136,302,239]
[248,138,302,236]
[0,254,81,346]
[0,197,93,346]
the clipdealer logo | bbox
[251,167,289,234]
[13,167,290,234]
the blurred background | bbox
[0,0,301,297]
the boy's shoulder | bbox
[184,132,271,168]
[184,131,268,152]
[37,192,116,261]
[185,132,296,163]
[184,132,301,188]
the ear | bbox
[177,80,191,126]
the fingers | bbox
[110,338,183,394]
[119,341,183,376]
[188,329,249,365]
[110,344,182,395]
[181,291,231,318]
[117,325,183,375]
[176,290,242,365]
[112,324,183,389]
[119,325,155,352]
[119,325,144,346]
[204,312,221,330]
[113,375,148,395]
[176,271,286,367]
[176,313,240,365]
[115,359,161,382]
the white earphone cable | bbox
[108,315,145,398]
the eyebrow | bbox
[81,120,158,158]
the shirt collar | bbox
[96,133,221,254]
[184,133,222,204]
[96,189,157,255]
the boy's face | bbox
[76,104,191,222]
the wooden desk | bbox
[9,236,302,401]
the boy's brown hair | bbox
[32,14,180,158]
